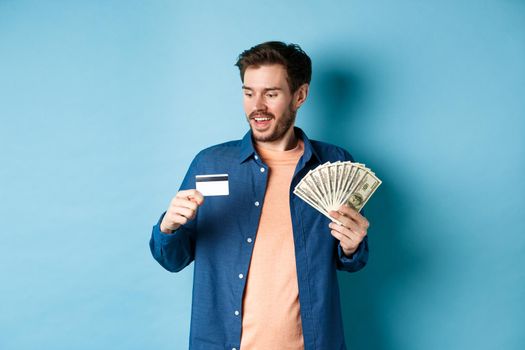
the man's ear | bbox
[293,83,309,110]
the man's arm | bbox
[330,148,370,272]
[329,205,369,272]
[150,210,197,272]
[149,156,203,273]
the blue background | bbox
[1,1,524,349]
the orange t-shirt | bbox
[240,139,305,350]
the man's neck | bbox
[254,127,298,152]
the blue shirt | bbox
[149,127,369,350]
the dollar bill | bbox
[294,160,381,217]
[293,186,343,225]
[342,172,381,212]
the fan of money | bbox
[293,161,382,224]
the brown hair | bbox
[235,41,312,93]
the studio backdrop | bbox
[1,1,524,349]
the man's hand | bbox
[328,204,370,257]
[160,189,204,234]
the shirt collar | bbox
[238,126,321,165]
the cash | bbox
[293,161,381,224]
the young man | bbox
[150,41,370,350]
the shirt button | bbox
[247,237,253,243]
[234,310,240,316]
[254,201,260,207]
[239,273,244,279]
[254,155,259,160]
[233,348,237,350]
[260,167,265,173]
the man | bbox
[150,41,370,350]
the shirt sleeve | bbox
[334,148,370,272]
[149,154,200,273]
[336,234,369,272]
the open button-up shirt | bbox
[150,127,369,350]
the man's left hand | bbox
[329,204,370,257]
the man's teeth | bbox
[254,117,271,121]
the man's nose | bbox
[253,94,266,111]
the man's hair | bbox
[235,41,312,93]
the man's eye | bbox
[266,93,277,98]
[244,92,252,97]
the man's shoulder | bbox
[193,139,242,161]
[309,138,355,162]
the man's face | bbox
[242,64,297,143]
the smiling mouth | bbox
[253,116,272,122]
[250,115,273,130]
[250,112,274,121]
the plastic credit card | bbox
[195,174,229,196]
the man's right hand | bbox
[160,189,204,234]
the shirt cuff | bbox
[152,211,179,244]
[338,240,364,264]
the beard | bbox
[247,104,296,142]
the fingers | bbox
[328,223,359,256]
[329,221,366,242]
[328,204,370,255]
[338,204,370,228]
[329,204,369,230]
[172,197,198,212]
[173,206,197,221]
[176,189,204,205]
[160,207,195,233]
[161,189,204,233]
[172,190,204,218]
[171,213,189,226]
[329,211,361,234]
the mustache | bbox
[249,111,275,119]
